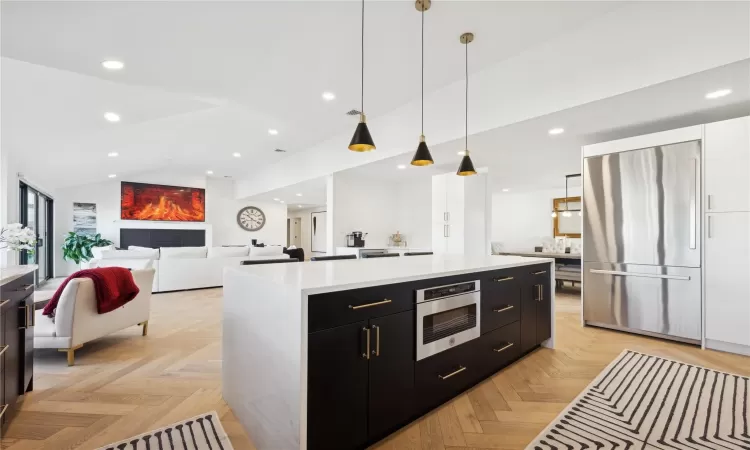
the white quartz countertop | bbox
[225,254,552,295]
[0,265,37,286]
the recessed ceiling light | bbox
[107,152,119,157]
[104,112,121,122]
[298,205,302,208]
[548,127,565,135]
[705,89,732,99]
[108,174,117,178]
[322,92,336,101]
[273,198,280,201]
[457,151,466,156]
[280,200,285,204]
[268,129,279,136]
[397,164,406,169]
[101,60,124,70]
[206,170,214,175]
[232,152,241,158]
[296,193,302,197]
[502,188,510,192]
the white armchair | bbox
[34,269,155,366]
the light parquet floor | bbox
[2,286,749,450]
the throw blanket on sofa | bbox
[43,267,140,319]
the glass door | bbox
[19,182,54,284]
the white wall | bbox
[330,172,432,250]
[491,186,581,251]
[287,206,326,259]
[54,172,286,276]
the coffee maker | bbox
[346,231,367,248]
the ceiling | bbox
[264,59,750,207]
[0,1,624,189]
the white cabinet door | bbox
[431,175,448,254]
[705,117,750,212]
[705,212,750,346]
[445,176,465,254]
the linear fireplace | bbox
[120,228,206,249]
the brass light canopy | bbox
[457,32,477,176]
[349,0,376,152]
[410,0,434,166]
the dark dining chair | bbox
[310,255,357,261]
[241,258,299,265]
[403,252,434,256]
[361,253,399,258]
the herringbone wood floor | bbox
[1,287,748,450]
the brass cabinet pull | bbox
[362,327,371,360]
[438,366,466,380]
[493,342,514,353]
[493,276,514,283]
[532,270,547,275]
[0,345,8,357]
[31,304,35,326]
[372,325,380,357]
[0,404,8,419]
[493,305,514,313]
[349,299,392,310]
[0,299,9,309]
[19,305,28,329]
[17,284,33,292]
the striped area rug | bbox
[97,411,234,450]
[527,350,750,450]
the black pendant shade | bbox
[456,152,477,176]
[348,116,376,152]
[411,135,434,166]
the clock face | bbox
[237,206,266,231]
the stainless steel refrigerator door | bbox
[583,262,701,341]
[583,141,701,267]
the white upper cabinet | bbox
[431,173,489,256]
[704,116,750,213]
[704,212,750,347]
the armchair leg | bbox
[142,320,149,336]
[59,344,83,366]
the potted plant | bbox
[62,232,113,265]
[0,223,37,267]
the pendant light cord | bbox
[421,6,424,135]
[360,0,365,116]
[464,38,468,153]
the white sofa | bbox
[35,269,155,366]
[86,245,290,292]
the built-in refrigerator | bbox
[582,140,702,343]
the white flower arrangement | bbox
[0,223,37,253]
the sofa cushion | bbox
[91,244,115,259]
[249,246,284,257]
[127,246,160,259]
[35,311,56,337]
[100,249,154,259]
[208,246,249,258]
[160,246,208,259]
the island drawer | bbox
[308,282,414,332]
[1,273,35,305]
[415,337,481,412]
[474,321,521,378]
[481,269,521,334]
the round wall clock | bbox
[237,206,266,231]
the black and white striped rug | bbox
[527,350,750,450]
[97,411,234,450]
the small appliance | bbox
[415,280,481,360]
[346,231,367,247]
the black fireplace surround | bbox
[120,228,205,249]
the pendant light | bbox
[410,0,434,166]
[348,0,376,152]
[457,32,477,176]
[551,174,582,217]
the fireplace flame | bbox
[131,196,205,221]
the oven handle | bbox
[438,366,466,380]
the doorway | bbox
[287,218,302,248]
[19,182,54,285]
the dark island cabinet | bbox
[520,265,552,353]
[307,309,415,450]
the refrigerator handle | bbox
[689,158,697,250]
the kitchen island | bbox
[223,255,554,450]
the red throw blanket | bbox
[43,267,140,318]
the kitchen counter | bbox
[223,255,555,450]
[0,265,37,286]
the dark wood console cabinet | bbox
[1,271,35,435]
[306,263,551,450]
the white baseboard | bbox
[705,339,750,357]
